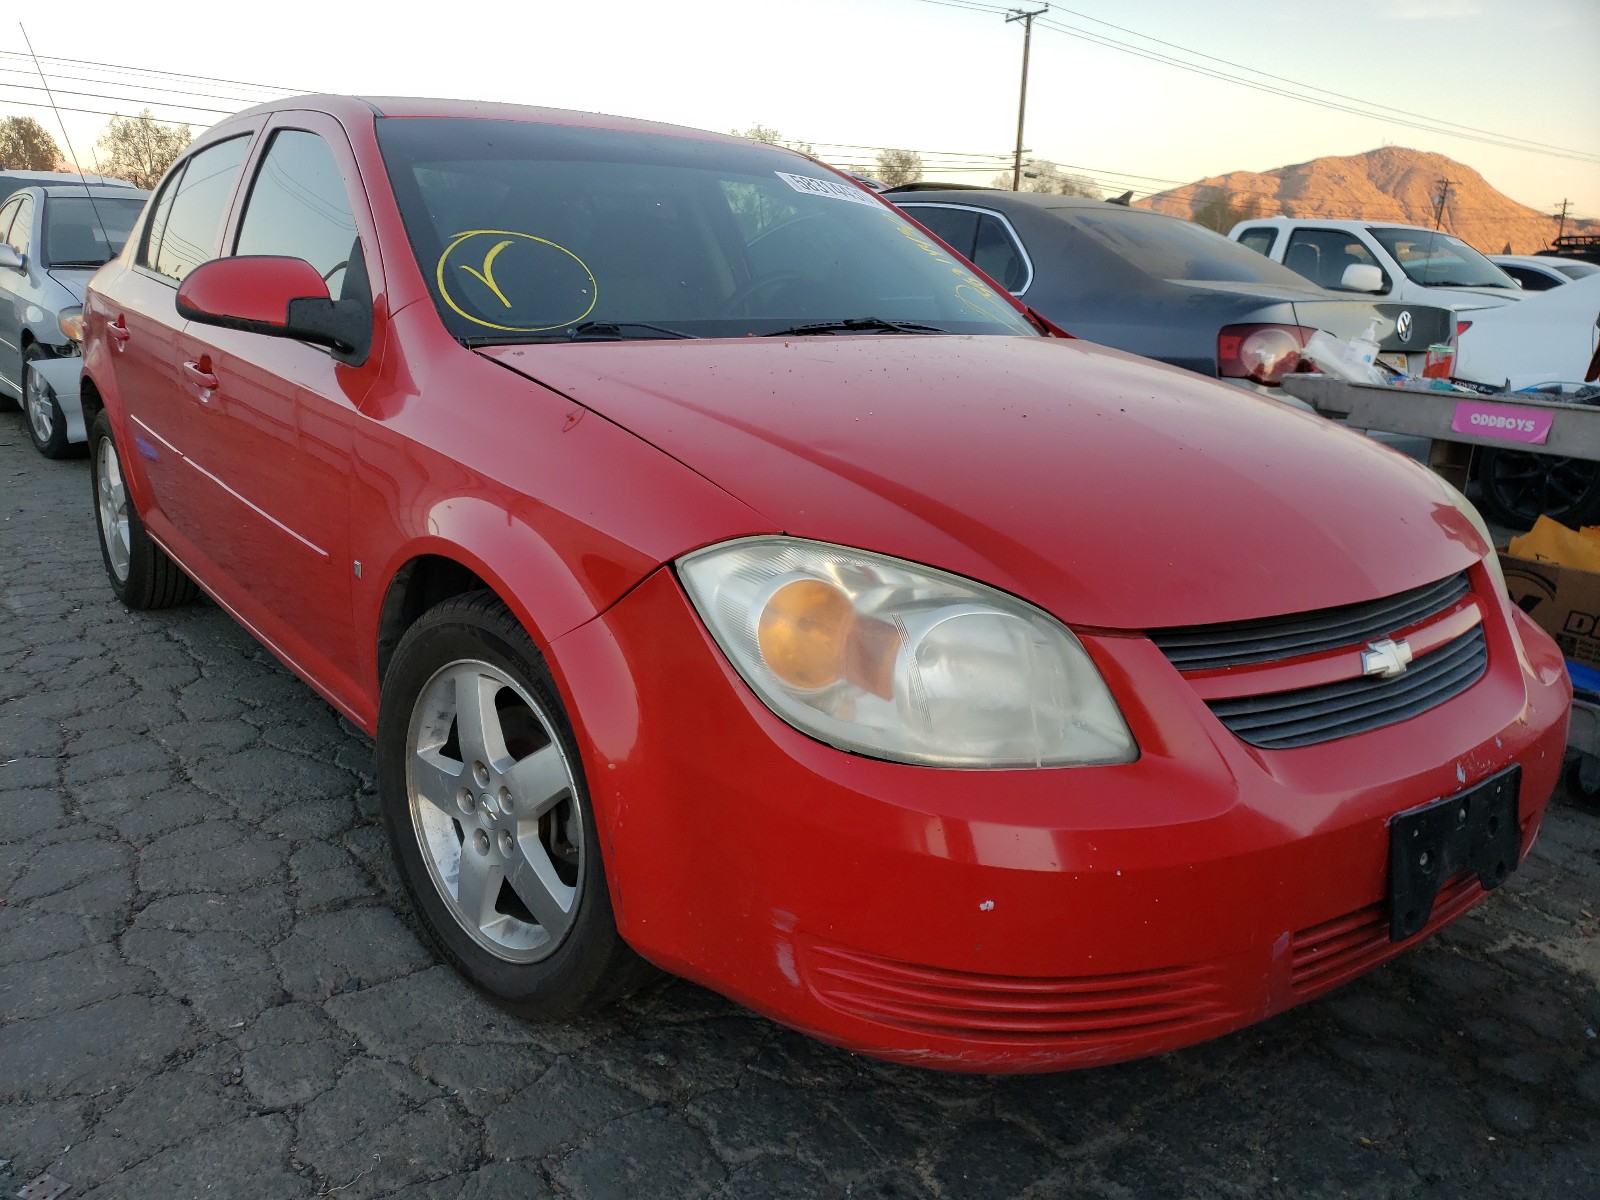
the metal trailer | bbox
[1282,375,1600,799]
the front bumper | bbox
[550,569,1569,1072]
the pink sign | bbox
[1449,399,1555,445]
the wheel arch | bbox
[375,553,495,684]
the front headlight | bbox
[1432,474,1508,600]
[677,537,1137,768]
[58,306,84,343]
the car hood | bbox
[44,267,94,300]
[479,335,1482,630]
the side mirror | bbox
[176,255,371,365]
[1340,263,1385,293]
[0,244,24,272]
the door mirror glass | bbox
[1341,263,1385,293]
[0,244,22,271]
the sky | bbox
[2,0,1596,229]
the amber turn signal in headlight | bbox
[679,537,1136,768]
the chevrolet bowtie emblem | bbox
[1362,638,1414,679]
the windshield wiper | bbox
[48,260,108,268]
[761,317,949,337]
[568,321,698,341]
[462,321,699,349]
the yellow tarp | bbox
[1507,515,1600,573]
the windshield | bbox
[376,118,1037,341]
[1368,227,1518,289]
[43,196,145,266]
[1557,261,1599,281]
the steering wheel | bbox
[722,271,807,315]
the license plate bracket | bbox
[1387,765,1520,942]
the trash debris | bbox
[16,1174,71,1200]
[1508,516,1600,573]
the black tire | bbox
[1563,753,1600,809]
[376,591,652,1017]
[1475,447,1600,530]
[89,410,199,610]
[24,345,78,459]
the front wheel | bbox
[375,592,652,1016]
[89,411,199,609]
[25,346,76,459]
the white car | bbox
[1229,218,1523,312]
[1489,254,1599,292]
[1454,272,1600,388]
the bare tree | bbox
[992,159,1100,198]
[730,124,815,157]
[873,149,924,189]
[0,116,63,171]
[95,110,192,189]
[1191,191,1264,234]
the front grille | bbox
[1150,573,1471,671]
[800,940,1236,1045]
[1207,626,1486,749]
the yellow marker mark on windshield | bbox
[458,239,515,308]
[435,230,598,333]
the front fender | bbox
[30,355,86,443]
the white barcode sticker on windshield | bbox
[774,171,879,207]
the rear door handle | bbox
[109,319,131,346]
[183,358,218,392]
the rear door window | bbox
[1498,265,1557,291]
[904,205,979,259]
[1235,227,1277,257]
[143,135,251,282]
[972,213,1030,293]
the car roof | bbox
[208,93,761,150]
[38,184,149,199]
[888,187,1171,218]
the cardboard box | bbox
[1499,547,1600,667]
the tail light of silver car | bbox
[1217,324,1315,386]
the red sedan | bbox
[80,96,1569,1072]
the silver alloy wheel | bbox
[95,434,131,582]
[406,659,585,961]
[26,364,55,445]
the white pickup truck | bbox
[1228,218,1524,313]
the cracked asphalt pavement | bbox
[2,408,1598,1199]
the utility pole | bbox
[1007,6,1048,192]
[1556,198,1571,242]
[1432,178,1455,231]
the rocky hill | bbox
[1136,147,1594,255]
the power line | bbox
[0,81,239,116]
[0,48,302,95]
[1041,4,1596,162]
[901,0,1599,165]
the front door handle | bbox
[183,357,218,392]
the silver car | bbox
[0,182,148,457]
